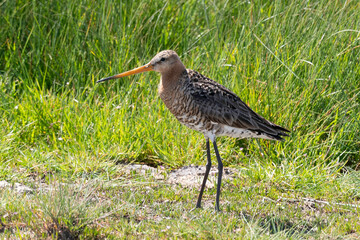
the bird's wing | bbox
[187,69,289,137]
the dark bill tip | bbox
[96,76,115,83]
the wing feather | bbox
[186,69,290,138]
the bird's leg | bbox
[212,139,223,211]
[195,138,212,208]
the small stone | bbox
[0,181,34,194]
[14,183,34,194]
[0,180,11,188]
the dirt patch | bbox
[167,165,236,188]
[1,164,237,195]
[120,164,237,188]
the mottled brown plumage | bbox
[98,50,290,211]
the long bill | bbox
[97,63,153,83]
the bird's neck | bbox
[158,64,187,94]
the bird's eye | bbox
[160,57,166,62]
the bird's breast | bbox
[159,87,216,134]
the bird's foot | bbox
[213,209,222,214]
[190,205,202,212]
[214,205,221,213]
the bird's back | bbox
[161,69,289,141]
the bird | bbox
[97,50,290,211]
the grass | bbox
[1,0,360,238]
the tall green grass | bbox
[1,0,360,238]
[1,0,359,176]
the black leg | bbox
[196,138,212,208]
[212,139,223,211]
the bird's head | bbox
[149,50,183,73]
[97,50,184,83]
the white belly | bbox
[217,125,274,140]
[176,113,274,140]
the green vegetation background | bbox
[1,0,359,176]
[1,0,360,238]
